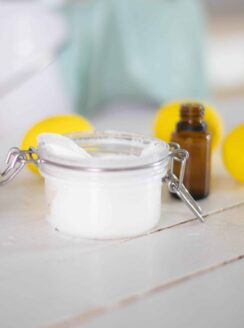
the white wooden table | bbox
[0,102,244,328]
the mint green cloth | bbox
[59,0,206,114]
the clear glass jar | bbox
[0,130,204,239]
[38,131,169,239]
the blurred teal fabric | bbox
[58,0,206,114]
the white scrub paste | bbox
[37,132,169,239]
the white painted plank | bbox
[81,258,244,328]
[0,205,244,328]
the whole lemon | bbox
[21,114,93,173]
[153,101,223,150]
[222,124,244,182]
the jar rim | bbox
[38,130,170,172]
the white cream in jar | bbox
[37,131,170,239]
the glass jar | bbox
[0,130,204,239]
[38,131,169,239]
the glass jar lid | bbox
[37,130,169,172]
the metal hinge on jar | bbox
[0,147,39,186]
[163,142,205,222]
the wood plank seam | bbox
[119,201,244,245]
[153,201,244,234]
[45,255,244,328]
[5,199,243,256]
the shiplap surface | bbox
[81,257,244,328]
[0,167,244,328]
[0,102,244,328]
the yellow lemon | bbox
[222,124,244,182]
[21,114,93,173]
[153,101,223,150]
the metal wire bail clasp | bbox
[0,147,39,186]
[163,142,205,223]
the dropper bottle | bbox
[171,103,211,199]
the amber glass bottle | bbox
[171,103,211,199]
